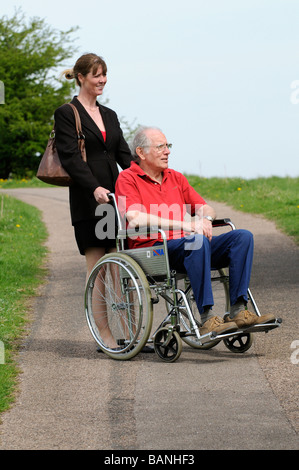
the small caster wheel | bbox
[154,327,182,362]
[223,332,253,353]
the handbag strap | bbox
[68,103,84,139]
[67,103,87,162]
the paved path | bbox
[0,187,298,450]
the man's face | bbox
[141,129,171,173]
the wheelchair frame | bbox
[84,194,282,362]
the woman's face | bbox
[79,65,107,97]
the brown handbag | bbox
[36,103,86,186]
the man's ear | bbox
[136,146,146,161]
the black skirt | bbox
[74,218,117,255]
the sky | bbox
[3,0,299,179]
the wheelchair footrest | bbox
[197,330,218,344]
[240,318,282,334]
[214,318,282,338]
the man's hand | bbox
[192,204,216,241]
[190,217,213,241]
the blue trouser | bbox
[156,229,254,315]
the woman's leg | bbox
[85,246,118,348]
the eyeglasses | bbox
[144,143,172,153]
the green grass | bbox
[186,175,299,245]
[0,176,49,189]
[0,194,48,413]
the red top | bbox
[115,161,206,249]
[101,130,106,142]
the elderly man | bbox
[115,126,275,335]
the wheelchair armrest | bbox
[212,218,231,226]
[212,218,236,230]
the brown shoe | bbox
[200,316,238,336]
[225,310,257,328]
[254,313,276,324]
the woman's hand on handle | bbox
[93,187,111,204]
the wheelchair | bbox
[84,194,282,362]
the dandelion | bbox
[16,224,20,228]
[237,187,242,191]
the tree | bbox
[0,9,78,178]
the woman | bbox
[54,53,132,348]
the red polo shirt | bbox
[115,161,206,249]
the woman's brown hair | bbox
[62,53,107,86]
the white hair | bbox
[130,126,162,160]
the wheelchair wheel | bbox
[178,268,229,349]
[223,332,253,353]
[85,252,153,360]
[154,327,182,362]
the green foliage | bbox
[187,175,299,244]
[0,9,78,178]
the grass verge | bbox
[0,176,49,189]
[0,194,48,413]
[187,175,299,245]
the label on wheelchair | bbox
[152,248,164,256]
[123,246,168,277]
